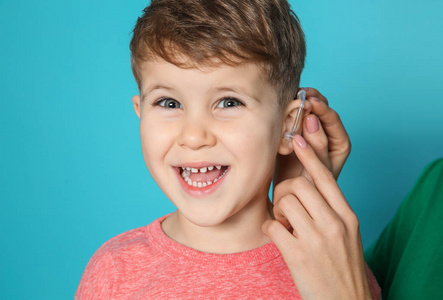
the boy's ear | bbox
[132,95,141,118]
[277,99,310,155]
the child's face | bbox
[132,59,289,227]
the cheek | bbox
[139,117,175,167]
[220,114,282,160]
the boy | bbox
[76,0,380,298]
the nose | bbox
[177,115,216,150]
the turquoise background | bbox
[1,0,442,298]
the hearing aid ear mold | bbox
[283,90,306,142]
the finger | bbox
[274,176,335,223]
[302,114,331,172]
[300,87,328,105]
[262,219,299,265]
[310,99,348,144]
[292,134,352,215]
[273,193,315,237]
[310,99,351,178]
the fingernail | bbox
[294,135,307,148]
[306,115,319,133]
[312,97,320,102]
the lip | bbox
[173,164,230,198]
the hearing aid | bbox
[283,90,306,141]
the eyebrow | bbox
[141,84,262,103]
[141,84,174,101]
[211,86,261,103]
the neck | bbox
[161,198,274,254]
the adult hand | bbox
[264,134,373,300]
[273,88,351,186]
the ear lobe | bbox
[132,95,141,118]
[278,138,293,155]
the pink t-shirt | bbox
[76,215,381,299]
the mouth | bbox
[178,165,230,188]
[173,162,230,197]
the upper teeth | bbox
[180,165,227,188]
[182,166,222,174]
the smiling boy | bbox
[76,0,380,298]
[134,60,285,253]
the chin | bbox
[181,208,234,228]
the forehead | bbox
[139,58,278,101]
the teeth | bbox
[180,165,228,189]
[181,170,191,178]
[180,165,223,173]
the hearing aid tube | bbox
[283,90,306,141]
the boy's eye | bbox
[156,98,182,109]
[216,97,243,108]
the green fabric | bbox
[365,158,443,300]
